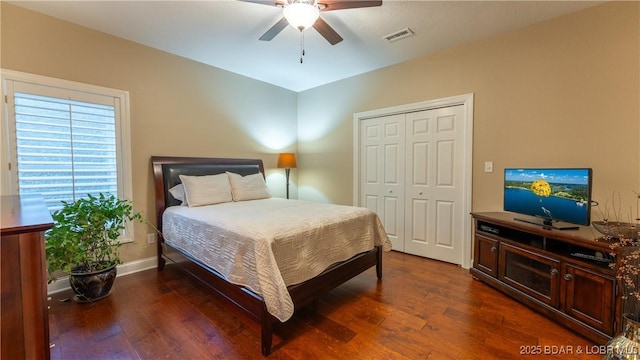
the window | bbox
[12,92,120,209]
[2,70,133,239]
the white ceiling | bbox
[9,0,603,92]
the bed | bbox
[150,156,391,355]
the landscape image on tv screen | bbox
[504,168,591,226]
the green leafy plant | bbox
[595,191,640,321]
[45,193,144,283]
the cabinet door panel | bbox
[499,242,560,307]
[563,263,615,335]
[474,234,498,277]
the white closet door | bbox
[360,114,405,251]
[404,105,465,264]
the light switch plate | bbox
[484,161,493,173]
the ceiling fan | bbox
[242,0,383,45]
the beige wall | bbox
[1,3,299,263]
[1,2,639,266]
[298,1,640,222]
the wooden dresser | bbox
[1,195,53,359]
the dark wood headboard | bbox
[150,156,265,231]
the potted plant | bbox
[45,193,144,302]
[594,192,640,359]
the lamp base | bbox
[285,168,291,199]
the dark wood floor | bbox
[49,251,603,359]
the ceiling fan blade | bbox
[238,0,284,7]
[313,17,343,45]
[320,0,382,11]
[259,17,289,41]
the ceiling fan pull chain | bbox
[300,30,305,63]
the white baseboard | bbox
[47,256,158,295]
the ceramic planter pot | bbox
[69,263,117,302]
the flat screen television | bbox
[503,168,593,229]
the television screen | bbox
[503,168,592,229]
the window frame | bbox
[1,69,135,242]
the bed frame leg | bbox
[261,311,273,356]
[157,241,166,271]
[376,246,383,279]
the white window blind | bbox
[2,71,132,224]
[14,93,119,210]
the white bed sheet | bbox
[162,198,391,322]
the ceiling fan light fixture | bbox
[283,1,320,31]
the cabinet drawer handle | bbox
[564,274,573,281]
[550,269,558,276]
[490,246,497,253]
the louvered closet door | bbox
[404,106,465,264]
[360,115,406,251]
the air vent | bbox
[383,28,414,43]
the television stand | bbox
[471,212,621,344]
[513,216,579,230]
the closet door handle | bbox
[564,274,573,281]
[418,191,423,195]
[550,269,558,276]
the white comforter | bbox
[162,198,391,322]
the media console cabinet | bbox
[470,212,621,344]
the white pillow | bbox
[168,184,186,205]
[179,173,233,207]
[226,172,271,201]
